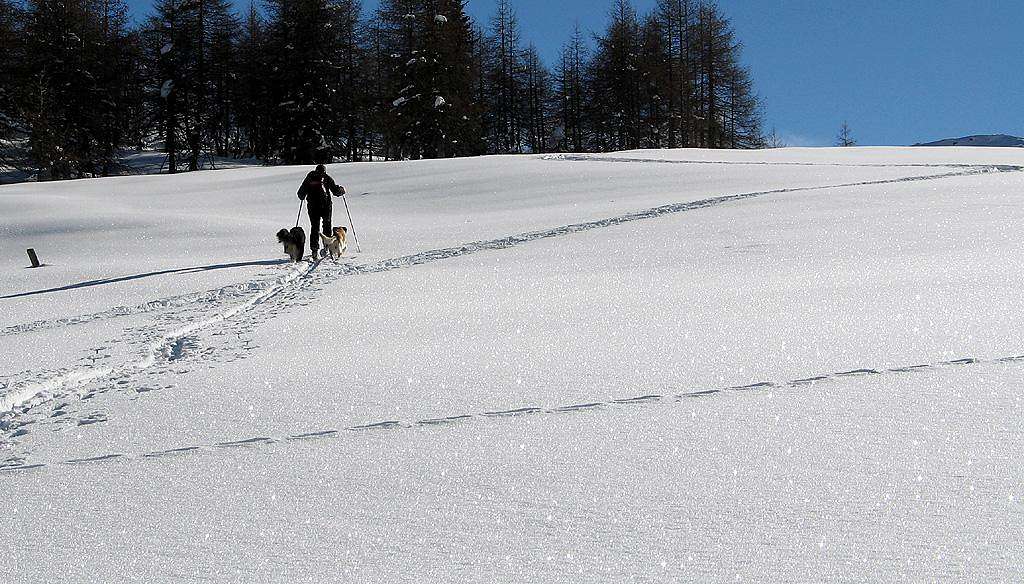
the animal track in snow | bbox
[63,453,123,465]
[76,412,108,427]
[612,395,663,405]
[3,352,1020,475]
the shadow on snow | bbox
[0,259,290,300]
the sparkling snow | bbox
[1,148,1023,582]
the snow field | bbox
[3,362,1022,582]
[2,147,1024,582]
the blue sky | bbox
[131,0,1024,146]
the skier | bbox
[297,164,346,258]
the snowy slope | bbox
[2,148,1024,582]
[0,149,260,185]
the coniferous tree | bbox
[378,0,482,159]
[95,0,144,175]
[144,0,192,173]
[3,0,767,179]
[332,0,369,161]
[204,0,240,158]
[0,0,25,168]
[589,0,643,151]
[722,55,762,148]
[21,0,85,178]
[693,2,716,147]
[143,0,238,171]
[484,0,524,153]
[376,0,418,159]
[656,0,695,148]
[836,121,856,147]
[120,28,149,152]
[764,127,786,148]
[234,3,272,159]
[692,2,760,149]
[264,0,345,164]
[522,44,553,153]
[638,14,670,148]
[20,0,138,179]
[434,0,486,157]
[555,23,587,152]
[363,18,390,159]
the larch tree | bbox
[234,3,272,159]
[522,44,553,153]
[692,2,760,149]
[0,0,767,176]
[0,0,25,167]
[555,23,587,153]
[638,14,670,148]
[144,0,198,173]
[482,0,525,154]
[836,121,856,146]
[655,0,695,148]
[204,0,240,158]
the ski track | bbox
[544,153,1024,172]
[341,166,1010,277]
[0,161,1020,464]
[2,160,1012,341]
[0,272,300,337]
[0,260,318,414]
[2,352,1021,474]
[2,160,1014,340]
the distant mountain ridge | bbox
[913,134,1024,147]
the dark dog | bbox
[276,226,306,262]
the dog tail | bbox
[319,233,336,244]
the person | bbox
[297,164,345,258]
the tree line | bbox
[0,0,764,180]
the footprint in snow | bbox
[77,412,108,426]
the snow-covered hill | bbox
[2,147,1024,582]
[914,133,1024,147]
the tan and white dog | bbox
[319,226,348,260]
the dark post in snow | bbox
[26,248,41,268]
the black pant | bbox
[308,206,332,253]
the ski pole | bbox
[294,198,305,228]
[341,191,361,253]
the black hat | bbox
[315,164,326,173]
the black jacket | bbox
[297,170,343,211]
